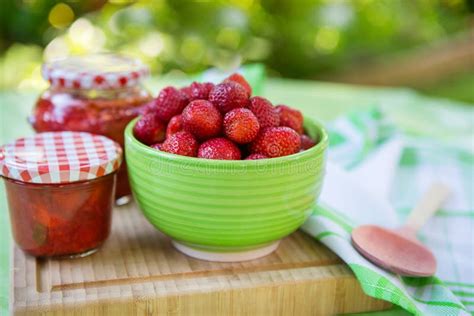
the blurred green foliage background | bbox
[0,0,473,102]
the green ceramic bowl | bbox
[125,117,328,261]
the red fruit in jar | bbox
[245,153,268,160]
[209,82,249,114]
[223,108,260,144]
[181,82,215,101]
[32,94,95,132]
[150,143,162,150]
[198,138,241,160]
[161,131,198,157]
[35,205,67,228]
[223,73,252,96]
[60,103,94,131]
[250,127,301,158]
[153,86,189,122]
[182,100,222,140]
[300,134,316,150]
[248,97,279,129]
[166,114,184,137]
[30,97,56,131]
[133,113,166,145]
[276,105,304,134]
[4,173,115,257]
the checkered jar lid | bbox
[0,132,123,184]
[42,53,149,90]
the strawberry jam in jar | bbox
[30,54,151,204]
[0,132,122,258]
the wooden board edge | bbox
[13,265,392,316]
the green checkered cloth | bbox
[301,109,472,316]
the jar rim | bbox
[2,170,117,187]
[42,53,149,91]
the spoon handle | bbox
[404,183,451,233]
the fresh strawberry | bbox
[223,73,252,96]
[133,113,166,145]
[179,86,192,101]
[182,100,222,140]
[150,143,162,150]
[181,82,215,101]
[209,82,249,114]
[161,131,198,157]
[166,114,184,137]
[250,127,301,158]
[245,153,268,160]
[276,105,304,134]
[141,100,156,115]
[300,134,316,150]
[248,97,279,128]
[198,138,241,160]
[152,86,188,122]
[223,108,260,144]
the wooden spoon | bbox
[351,183,450,277]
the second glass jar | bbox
[30,54,152,204]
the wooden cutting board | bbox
[12,202,391,315]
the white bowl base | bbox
[172,240,280,262]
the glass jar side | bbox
[31,86,152,145]
[30,85,152,202]
[3,173,116,258]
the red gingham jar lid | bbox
[0,132,122,184]
[42,53,149,90]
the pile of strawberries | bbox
[133,73,316,160]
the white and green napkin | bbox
[301,109,472,316]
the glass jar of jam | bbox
[0,132,122,258]
[30,54,152,204]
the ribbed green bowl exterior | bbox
[125,117,328,252]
